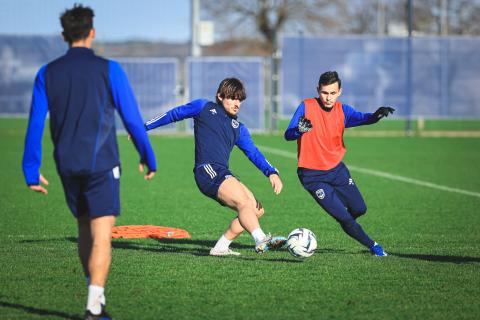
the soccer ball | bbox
[286,228,317,258]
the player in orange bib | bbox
[284,71,394,256]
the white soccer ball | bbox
[286,228,317,258]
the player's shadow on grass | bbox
[24,237,303,263]
[20,237,77,243]
[110,239,303,263]
[389,252,480,264]
[0,301,81,320]
[153,237,253,250]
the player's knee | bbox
[338,216,356,229]
[235,195,254,211]
[92,235,112,248]
[350,204,367,217]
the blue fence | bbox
[281,36,480,119]
[3,35,480,128]
[186,57,265,131]
[0,36,66,115]
[118,58,178,131]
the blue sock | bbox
[340,219,375,248]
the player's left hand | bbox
[269,173,283,195]
[374,106,395,119]
[29,174,49,195]
[139,163,156,180]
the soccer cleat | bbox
[370,242,388,257]
[84,305,111,320]
[209,247,241,256]
[255,234,287,253]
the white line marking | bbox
[258,145,480,199]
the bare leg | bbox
[217,178,261,235]
[89,215,116,287]
[224,182,264,241]
[77,215,92,278]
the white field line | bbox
[258,145,480,199]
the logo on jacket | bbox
[315,188,325,200]
[231,119,239,128]
[348,178,354,185]
[210,108,217,115]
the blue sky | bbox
[0,0,191,42]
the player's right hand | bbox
[139,163,156,180]
[298,116,313,133]
[269,173,283,195]
[29,174,49,195]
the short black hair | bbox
[318,71,341,89]
[60,4,94,45]
[216,78,247,104]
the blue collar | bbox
[67,47,94,56]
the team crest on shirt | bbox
[231,119,239,128]
[315,188,325,200]
[210,108,217,115]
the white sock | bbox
[87,285,104,315]
[213,235,232,251]
[251,228,267,245]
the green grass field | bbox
[1,118,479,319]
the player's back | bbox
[44,47,118,176]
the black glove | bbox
[298,116,313,133]
[374,106,395,119]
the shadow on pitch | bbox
[0,301,81,320]
[389,252,480,264]
[22,237,311,263]
[110,240,302,262]
[109,239,306,262]
[20,236,78,243]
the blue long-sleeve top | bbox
[22,47,156,185]
[284,100,379,140]
[145,99,278,177]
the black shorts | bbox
[194,163,236,205]
[60,166,121,218]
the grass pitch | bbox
[0,118,479,319]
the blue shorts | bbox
[194,163,236,205]
[60,166,121,218]
[298,162,367,222]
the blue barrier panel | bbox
[186,57,265,131]
[281,36,480,119]
[118,58,178,131]
[0,36,66,115]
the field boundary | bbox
[345,130,480,137]
[258,145,480,199]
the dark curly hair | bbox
[60,4,94,45]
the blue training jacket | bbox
[22,47,156,185]
[145,99,278,177]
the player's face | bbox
[317,82,342,108]
[219,96,242,116]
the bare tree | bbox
[390,0,480,35]
[203,0,480,50]
[448,0,480,35]
[201,0,352,54]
